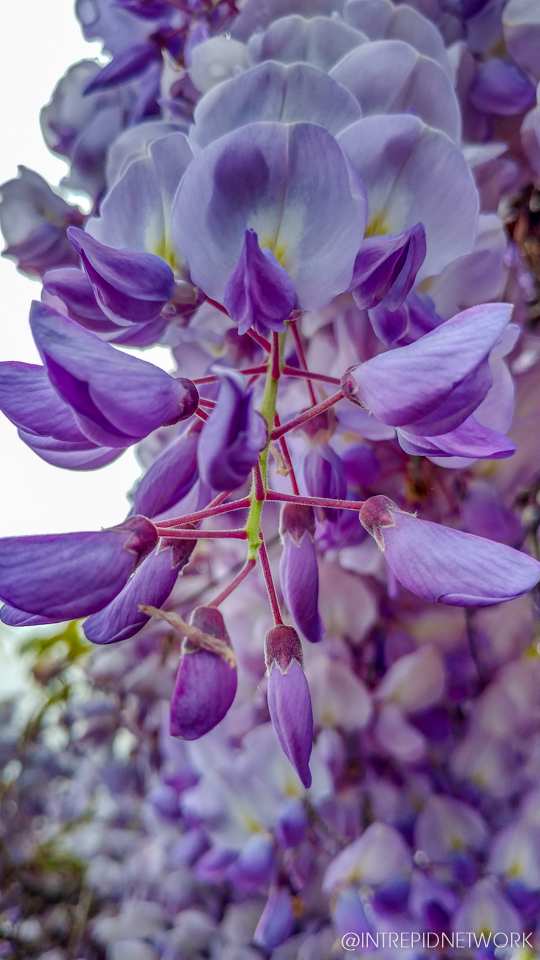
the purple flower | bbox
[279,505,323,644]
[172,120,366,314]
[265,624,314,788]
[83,541,195,644]
[351,223,426,311]
[343,303,513,436]
[68,226,174,326]
[0,167,81,276]
[170,606,238,739]
[360,495,540,606]
[0,517,157,623]
[197,374,266,491]
[29,301,198,448]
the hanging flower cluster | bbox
[3,0,540,955]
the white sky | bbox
[0,0,149,537]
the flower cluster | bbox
[2,0,540,955]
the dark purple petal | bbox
[398,417,515,460]
[0,517,157,622]
[132,429,199,518]
[68,226,174,325]
[0,362,84,442]
[253,888,295,952]
[197,374,267,490]
[170,606,237,739]
[30,301,198,447]
[352,223,426,311]
[18,430,123,471]
[470,58,536,116]
[83,43,161,93]
[303,445,346,522]
[280,525,323,644]
[267,653,313,788]
[0,604,54,627]
[83,543,193,644]
[43,267,118,334]
[360,496,540,606]
[223,228,297,336]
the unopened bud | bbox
[279,504,315,544]
[170,606,237,740]
[265,624,303,673]
[359,495,397,550]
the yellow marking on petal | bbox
[365,211,391,237]
[283,776,303,799]
[449,835,465,852]
[320,709,336,727]
[241,813,265,834]
[153,235,178,271]
[260,235,288,269]
[507,860,523,879]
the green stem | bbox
[245,333,283,558]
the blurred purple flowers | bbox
[2,0,540,955]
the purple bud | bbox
[223,228,297,336]
[279,505,323,644]
[253,887,295,953]
[197,374,267,490]
[352,223,426,311]
[359,495,540,606]
[265,625,313,788]
[170,606,237,740]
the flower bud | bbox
[279,505,323,645]
[170,606,237,740]
[265,625,313,789]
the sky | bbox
[0,0,146,538]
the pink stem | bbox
[198,396,216,408]
[247,329,272,353]
[289,319,317,406]
[193,365,267,385]
[271,331,281,380]
[209,558,256,607]
[266,490,365,512]
[259,537,283,625]
[157,527,247,541]
[194,407,209,423]
[157,496,250,529]
[254,462,266,501]
[282,365,341,386]
[273,413,300,495]
[271,389,345,441]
